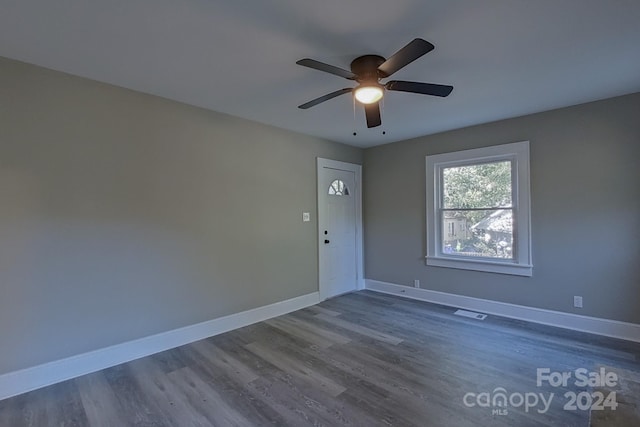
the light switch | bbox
[302,212,310,222]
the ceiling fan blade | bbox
[296,58,356,80]
[364,102,382,128]
[377,38,435,77]
[385,80,453,97]
[298,88,353,109]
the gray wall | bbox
[0,57,362,375]
[364,93,640,324]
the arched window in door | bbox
[328,179,350,196]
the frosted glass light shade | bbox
[354,85,383,104]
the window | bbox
[328,179,349,196]
[426,141,532,276]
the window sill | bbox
[426,256,533,277]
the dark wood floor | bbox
[1,290,639,426]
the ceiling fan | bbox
[296,38,453,128]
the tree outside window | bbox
[442,160,513,259]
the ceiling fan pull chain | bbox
[380,97,386,135]
[353,96,357,129]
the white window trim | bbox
[425,141,532,277]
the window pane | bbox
[442,209,513,259]
[443,161,512,209]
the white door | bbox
[317,159,362,300]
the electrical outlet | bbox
[302,212,310,222]
[414,279,420,288]
[574,296,583,308]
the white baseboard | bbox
[365,279,640,343]
[0,292,320,401]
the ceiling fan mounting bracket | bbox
[350,55,386,82]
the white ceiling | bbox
[1,0,639,148]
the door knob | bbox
[324,239,330,244]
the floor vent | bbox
[454,309,487,320]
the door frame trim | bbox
[317,158,364,301]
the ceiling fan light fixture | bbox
[354,84,383,104]
[296,39,452,128]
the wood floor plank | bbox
[265,314,351,347]
[244,376,340,426]
[102,364,172,427]
[149,347,188,374]
[190,339,260,385]
[0,388,49,427]
[244,341,348,397]
[166,366,252,426]
[241,360,384,427]
[178,344,289,426]
[304,305,342,317]
[313,312,404,345]
[41,379,90,427]
[75,371,129,427]
[264,318,340,349]
[127,357,215,426]
[199,338,365,426]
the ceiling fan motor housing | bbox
[350,55,386,82]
